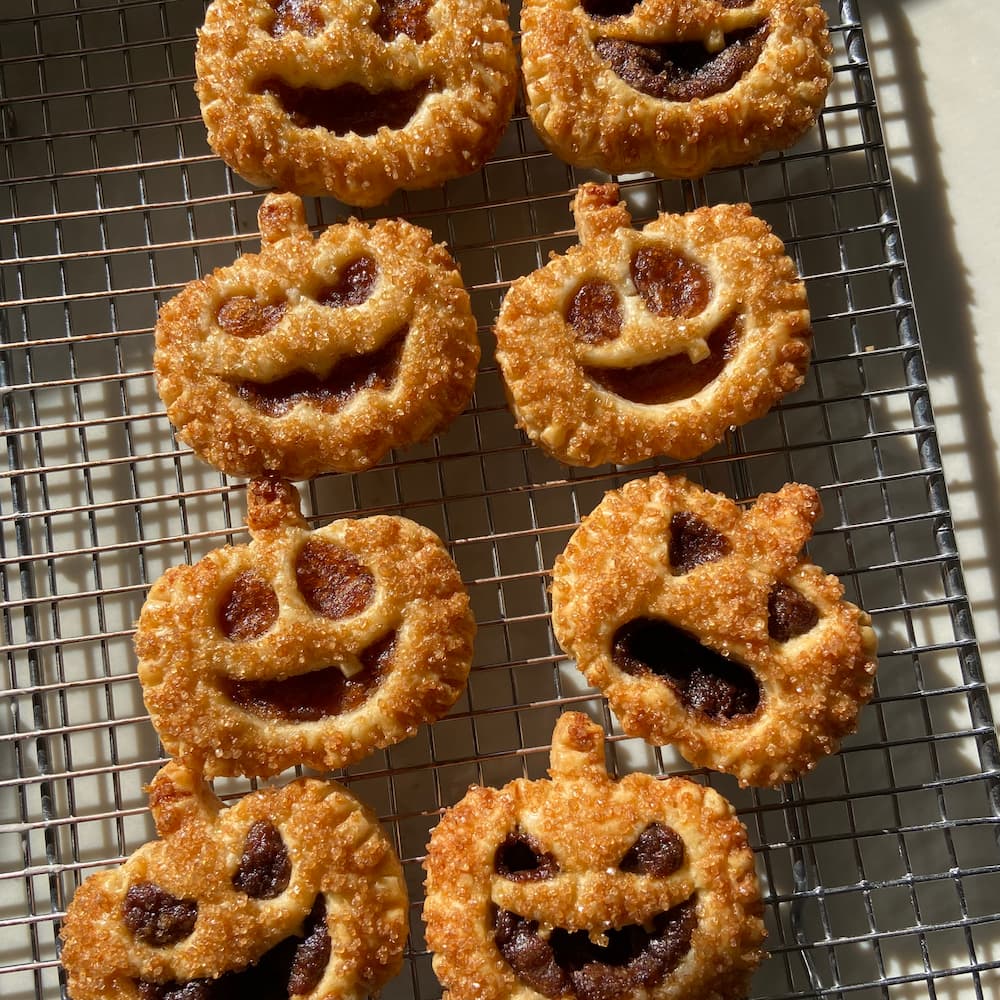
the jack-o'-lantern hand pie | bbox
[59,756,408,1000]
[154,192,480,481]
[135,476,476,777]
[195,0,517,205]
[551,475,878,787]
[521,0,832,178]
[424,712,767,1000]
[494,183,811,467]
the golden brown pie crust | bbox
[59,756,408,1000]
[521,0,832,178]
[195,0,517,205]
[135,476,476,777]
[551,475,878,786]
[495,182,811,467]
[154,192,480,480]
[424,712,766,1000]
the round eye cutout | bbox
[521,0,832,179]
[494,182,812,467]
[551,473,879,787]
[425,712,767,1000]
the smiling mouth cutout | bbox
[584,316,742,406]
[595,22,770,102]
[235,328,406,416]
[136,895,331,1000]
[494,899,697,1000]
[260,79,434,135]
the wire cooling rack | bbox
[2,1,999,997]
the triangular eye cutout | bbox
[768,583,820,641]
[619,823,685,877]
[494,832,559,882]
[668,511,731,574]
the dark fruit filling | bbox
[495,832,560,881]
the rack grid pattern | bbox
[2,1,999,998]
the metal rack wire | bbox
[2,0,998,997]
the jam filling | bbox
[295,539,376,619]
[232,821,291,900]
[223,632,395,722]
[136,895,330,1000]
[316,255,378,309]
[235,327,405,417]
[583,315,741,405]
[373,0,433,42]
[268,0,324,38]
[567,280,623,344]
[261,79,434,136]
[767,582,820,642]
[218,571,280,641]
[612,617,760,720]
[595,22,769,101]
[619,823,685,877]
[668,512,730,575]
[631,246,711,319]
[495,832,560,882]
[494,899,697,1000]
[123,883,198,948]
[217,297,287,339]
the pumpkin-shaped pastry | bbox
[494,182,811,466]
[195,0,517,205]
[135,476,476,777]
[521,0,832,178]
[551,474,879,786]
[154,192,480,480]
[60,756,408,1000]
[424,711,767,1000]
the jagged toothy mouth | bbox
[494,899,697,1000]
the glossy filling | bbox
[218,571,279,641]
[768,582,819,641]
[316,255,378,308]
[223,632,395,722]
[373,0,433,42]
[124,884,198,948]
[235,328,405,417]
[261,79,433,136]
[631,246,711,319]
[268,0,324,37]
[232,821,291,900]
[668,512,730,575]
[567,280,623,344]
[295,539,376,619]
[495,832,559,882]
[595,23,769,101]
[619,823,685,877]
[494,899,697,1000]
[583,316,741,405]
[217,297,287,339]
[613,617,760,720]
[136,895,330,1000]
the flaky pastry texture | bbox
[424,711,766,1000]
[195,0,517,205]
[551,475,879,786]
[154,192,480,480]
[60,756,408,1000]
[495,182,811,466]
[521,0,832,178]
[135,476,476,777]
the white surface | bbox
[863,0,1000,718]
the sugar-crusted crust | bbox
[551,475,879,786]
[154,193,480,480]
[135,477,476,777]
[424,712,766,1000]
[60,757,408,1000]
[494,182,811,467]
[521,0,832,178]
[195,0,517,205]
